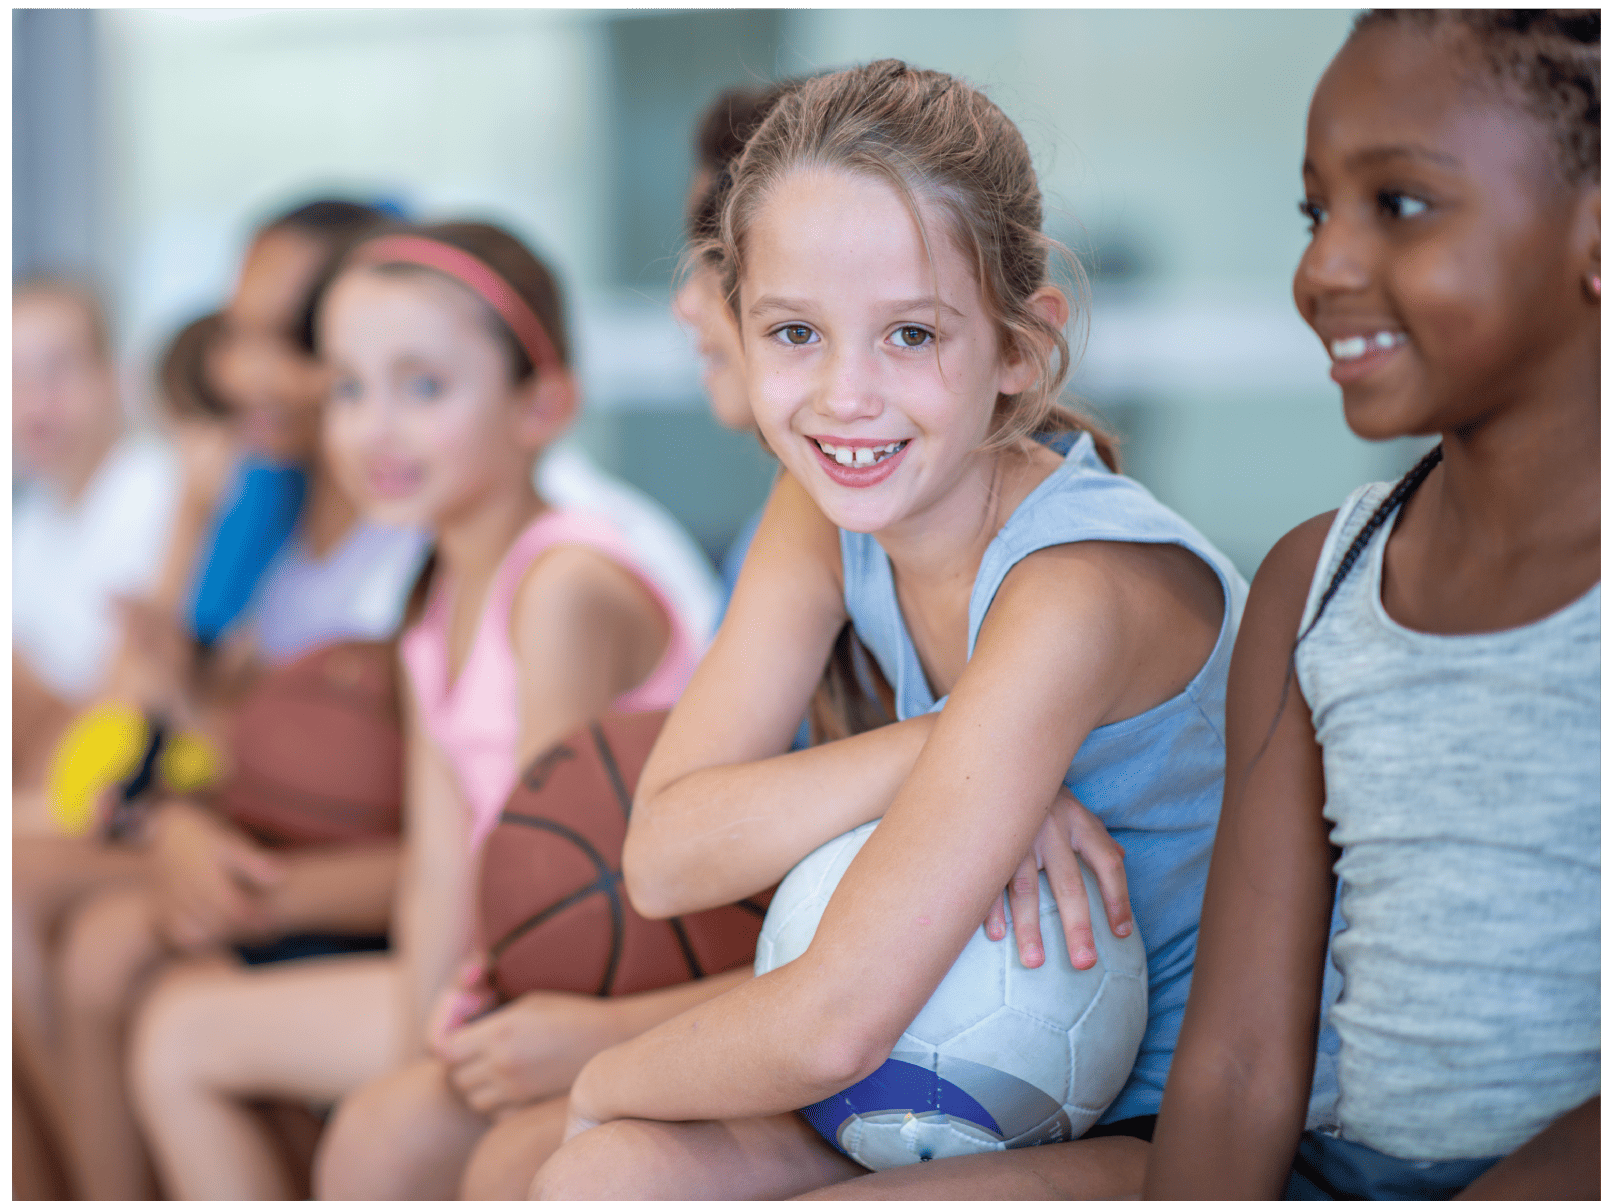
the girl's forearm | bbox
[1145,1056,1312,1201]
[259,842,401,935]
[626,714,936,918]
[603,966,754,1043]
[573,962,871,1129]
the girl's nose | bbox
[1295,213,1372,299]
[814,344,884,423]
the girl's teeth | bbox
[818,440,905,467]
[1330,332,1407,360]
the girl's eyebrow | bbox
[746,294,965,320]
[1303,144,1462,178]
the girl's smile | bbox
[740,167,1035,538]
[1293,23,1594,442]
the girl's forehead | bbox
[1309,26,1555,182]
[745,167,971,295]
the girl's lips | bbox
[1327,330,1408,385]
[808,437,908,489]
[365,461,424,500]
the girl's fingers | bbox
[1008,858,1045,969]
[1067,820,1133,939]
[984,894,1007,942]
[1040,830,1097,970]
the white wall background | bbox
[78,8,1424,573]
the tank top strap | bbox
[1298,481,1391,639]
[967,433,1246,660]
[478,509,637,644]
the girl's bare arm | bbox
[392,676,476,1060]
[627,473,939,919]
[1143,512,1339,1201]
[256,841,401,935]
[568,537,1207,1129]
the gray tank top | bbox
[1296,481,1601,1160]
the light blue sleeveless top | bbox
[840,432,1248,1124]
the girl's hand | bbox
[425,954,496,1054]
[150,799,285,950]
[984,785,1133,970]
[438,990,623,1116]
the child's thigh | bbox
[790,1137,1149,1201]
[317,1057,489,1201]
[531,1112,865,1201]
[133,953,400,1104]
[459,1095,567,1201]
[58,885,166,1015]
[13,833,146,930]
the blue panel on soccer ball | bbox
[802,1057,1001,1154]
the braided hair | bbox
[1241,445,1443,783]
[1353,10,1599,184]
[1297,444,1442,646]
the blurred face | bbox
[210,228,329,461]
[739,167,1032,536]
[673,263,751,430]
[13,289,118,481]
[1293,26,1594,441]
[321,266,542,530]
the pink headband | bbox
[354,234,563,375]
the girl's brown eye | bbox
[781,325,813,345]
[892,326,931,348]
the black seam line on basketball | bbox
[667,917,704,979]
[490,812,628,996]
[590,723,633,819]
[486,877,612,963]
[599,872,625,998]
[736,898,768,919]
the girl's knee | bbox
[127,968,216,1105]
[59,888,159,1021]
[529,1122,662,1201]
[316,1059,468,1201]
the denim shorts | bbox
[1283,1130,1500,1201]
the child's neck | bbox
[300,466,360,560]
[1388,347,1599,635]
[433,476,548,597]
[875,440,1055,594]
[1434,338,1599,552]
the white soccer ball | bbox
[755,819,1147,1171]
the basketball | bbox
[216,640,405,848]
[756,819,1148,1170]
[478,709,766,1001]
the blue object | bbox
[186,457,307,646]
[802,1058,1000,1157]
[1283,1130,1499,1201]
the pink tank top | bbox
[400,509,701,853]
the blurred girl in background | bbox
[126,221,717,1201]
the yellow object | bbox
[46,704,146,837]
[45,705,226,837]
[161,730,222,793]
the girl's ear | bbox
[998,286,1070,396]
[510,367,578,451]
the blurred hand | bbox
[426,954,497,1054]
[114,596,194,715]
[150,798,285,950]
[438,990,625,1117]
[985,785,1134,971]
